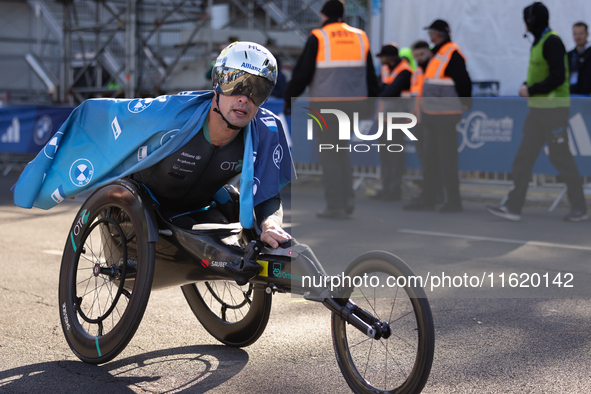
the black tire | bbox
[182,280,272,347]
[58,183,155,364]
[331,251,434,394]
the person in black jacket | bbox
[370,44,412,201]
[568,21,591,95]
[283,0,379,219]
[486,2,587,222]
[403,19,472,213]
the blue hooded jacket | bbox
[13,91,293,228]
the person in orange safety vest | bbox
[283,0,379,219]
[404,19,472,214]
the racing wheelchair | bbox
[58,178,435,394]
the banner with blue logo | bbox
[0,106,73,154]
[289,97,591,176]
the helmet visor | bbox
[214,67,275,106]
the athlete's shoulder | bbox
[257,107,280,120]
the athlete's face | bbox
[217,93,258,129]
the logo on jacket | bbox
[253,177,261,196]
[33,115,53,145]
[260,116,278,132]
[273,144,283,168]
[128,98,154,113]
[69,158,94,187]
[111,117,122,140]
[44,131,62,159]
[138,146,148,161]
[51,185,66,204]
[160,129,179,145]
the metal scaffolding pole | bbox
[125,0,136,98]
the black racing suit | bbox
[133,126,282,228]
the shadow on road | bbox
[0,345,248,393]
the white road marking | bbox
[398,229,591,251]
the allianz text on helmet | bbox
[212,42,278,106]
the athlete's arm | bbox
[255,194,291,248]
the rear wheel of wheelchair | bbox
[58,183,155,364]
[331,251,435,394]
[182,280,272,347]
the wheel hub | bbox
[93,263,101,277]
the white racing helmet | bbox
[212,41,278,106]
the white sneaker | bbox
[486,205,521,221]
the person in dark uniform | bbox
[486,2,588,222]
[370,44,412,201]
[404,19,472,213]
[568,21,591,95]
[283,0,379,219]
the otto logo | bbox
[128,98,154,113]
[72,209,90,236]
[305,108,417,153]
[69,158,94,187]
[201,259,209,267]
[220,161,242,171]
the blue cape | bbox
[13,91,293,228]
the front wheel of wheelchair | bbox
[58,183,155,364]
[182,280,272,347]
[331,251,435,394]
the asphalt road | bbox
[1,171,590,393]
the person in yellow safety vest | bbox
[404,19,472,214]
[369,44,412,201]
[486,2,587,222]
[283,0,379,219]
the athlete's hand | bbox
[260,218,291,249]
[518,84,530,97]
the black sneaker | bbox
[486,205,521,221]
[403,199,435,211]
[438,203,463,213]
[563,209,589,222]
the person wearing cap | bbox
[14,42,294,252]
[283,0,379,219]
[369,43,413,201]
[486,2,587,222]
[404,19,471,213]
